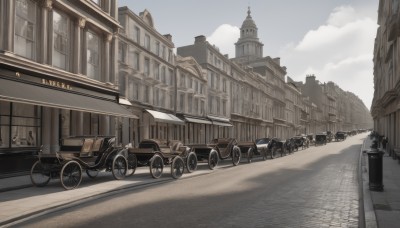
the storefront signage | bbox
[41,79,72,90]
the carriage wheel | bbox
[60,161,82,190]
[186,152,198,173]
[208,150,219,170]
[30,161,51,187]
[150,154,164,179]
[112,155,128,180]
[86,169,99,179]
[126,153,137,176]
[232,146,241,166]
[171,156,185,179]
[247,148,254,163]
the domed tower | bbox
[235,7,264,60]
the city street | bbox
[12,134,366,228]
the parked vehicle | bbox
[315,133,327,146]
[190,138,241,169]
[335,131,347,141]
[238,140,267,163]
[307,134,315,146]
[127,139,196,179]
[284,138,295,154]
[30,136,128,190]
[292,136,309,151]
[326,131,334,143]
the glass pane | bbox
[87,31,100,79]
[13,103,35,117]
[0,126,10,148]
[53,10,69,70]
[11,117,39,127]
[0,101,10,115]
[11,126,39,147]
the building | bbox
[0,0,136,177]
[117,7,183,147]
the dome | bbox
[241,7,257,29]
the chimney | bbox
[195,35,206,44]
[163,34,172,42]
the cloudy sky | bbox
[119,0,378,109]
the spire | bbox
[247,6,251,18]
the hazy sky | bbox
[118,0,378,109]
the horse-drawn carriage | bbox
[335,131,347,141]
[189,138,241,169]
[292,136,309,151]
[315,133,327,146]
[238,141,267,163]
[30,136,128,190]
[127,139,197,179]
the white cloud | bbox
[207,24,240,58]
[281,5,377,109]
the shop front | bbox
[0,70,137,177]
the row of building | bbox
[372,0,400,156]
[0,0,372,177]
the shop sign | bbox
[41,79,72,90]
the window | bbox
[180,93,185,112]
[0,102,41,148]
[188,95,193,113]
[144,85,150,103]
[133,82,139,100]
[180,74,185,87]
[223,79,227,92]
[188,77,192,89]
[14,0,37,60]
[52,10,70,70]
[169,93,174,109]
[119,42,127,63]
[144,34,150,50]
[154,62,160,80]
[86,30,100,80]
[194,98,199,114]
[134,26,140,43]
[223,100,227,115]
[161,66,166,83]
[155,41,160,56]
[154,88,159,106]
[144,58,150,76]
[161,45,166,59]
[133,52,139,70]
[168,50,173,62]
[119,73,126,97]
[200,100,205,115]
[169,69,174,85]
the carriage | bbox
[30,136,128,190]
[335,131,347,141]
[238,141,267,163]
[127,139,197,179]
[267,138,286,158]
[189,138,241,170]
[292,136,309,151]
[315,133,327,146]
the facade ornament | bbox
[42,0,53,10]
[78,18,86,28]
[105,33,113,42]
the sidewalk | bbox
[0,163,217,227]
[361,137,400,228]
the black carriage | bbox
[315,133,327,146]
[307,134,315,146]
[335,131,347,141]
[292,136,309,151]
[238,141,267,163]
[30,136,128,190]
[326,131,334,143]
[127,139,196,179]
[255,138,271,159]
[190,138,241,170]
[283,138,295,154]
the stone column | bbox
[104,33,112,83]
[41,0,53,64]
[42,107,51,154]
[4,0,15,51]
[74,18,86,74]
[99,115,110,135]
[50,108,59,152]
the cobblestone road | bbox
[14,135,365,228]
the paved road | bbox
[14,135,365,228]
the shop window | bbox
[1,102,41,148]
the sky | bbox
[118,0,379,110]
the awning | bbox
[183,116,212,125]
[119,98,132,106]
[146,109,185,125]
[208,115,233,127]
[0,78,138,118]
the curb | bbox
[360,138,378,228]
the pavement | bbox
[0,134,399,227]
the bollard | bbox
[367,149,384,191]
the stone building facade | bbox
[0,0,135,177]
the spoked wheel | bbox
[208,150,219,170]
[247,148,254,163]
[126,153,137,176]
[186,152,198,173]
[112,155,128,180]
[171,156,185,179]
[86,169,99,179]
[150,154,164,179]
[232,146,241,166]
[60,160,82,190]
[30,161,51,187]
